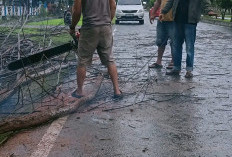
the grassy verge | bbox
[225,15,232,19]
[1,27,71,45]
[30,33,71,45]
[27,18,83,26]
[1,27,46,35]
[28,18,65,26]
[203,15,232,23]
[1,16,117,46]
[27,16,116,26]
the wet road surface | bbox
[0,13,232,157]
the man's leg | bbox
[107,63,121,95]
[166,22,184,75]
[184,24,196,72]
[172,22,184,71]
[149,46,165,68]
[149,21,167,68]
[183,24,196,78]
[97,25,122,96]
[167,21,175,68]
[156,46,166,65]
[74,27,98,97]
[76,66,86,96]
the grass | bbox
[17,28,43,34]
[225,15,232,18]
[203,15,232,23]
[30,33,72,45]
[0,27,45,35]
[51,33,71,44]
[27,16,116,26]
[28,18,65,26]
[27,18,83,26]
[1,16,117,47]
[0,28,40,38]
[0,26,71,45]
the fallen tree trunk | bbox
[0,74,103,134]
[0,59,76,104]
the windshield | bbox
[117,0,141,5]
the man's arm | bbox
[150,0,161,23]
[70,0,82,33]
[109,0,116,21]
[152,0,161,15]
[161,0,174,14]
[159,0,173,21]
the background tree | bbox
[149,0,155,8]
[230,0,232,21]
[214,0,232,20]
[68,0,73,7]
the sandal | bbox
[71,90,84,98]
[185,71,193,78]
[166,62,174,69]
[113,90,123,99]
[149,63,163,69]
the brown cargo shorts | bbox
[77,25,115,67]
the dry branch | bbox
[0,74,104,134]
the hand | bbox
[70,30,80,46]
[69,28,75,36]
[69,25,76,35]
[159,14,164,21]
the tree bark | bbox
[0,74,104,134]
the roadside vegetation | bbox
[203,15,232,23]
[0,26,71,46]
[27,18,82,26]
[210,0,232,22]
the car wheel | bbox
[139,20,144,24]
[115,20,120,24]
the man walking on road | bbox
[149,0,174,69]
[69,0,123,99]
[160,0,216,78]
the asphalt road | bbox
[0,12,232,157]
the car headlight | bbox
[137,9,144,13]
[116,9,123,13]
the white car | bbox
[115,0,144,24]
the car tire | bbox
[139,20,144,25]
[115,20,120,24]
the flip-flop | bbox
[113,90,123,99]
[149,63,163,68]
[71,90,84,98]
[185,71,193,78]
[166,62,174,69]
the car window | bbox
[117,0,141,5]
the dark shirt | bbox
[175,0,189,24]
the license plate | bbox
[125,14,133,16]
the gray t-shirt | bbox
[81,0,112,28]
